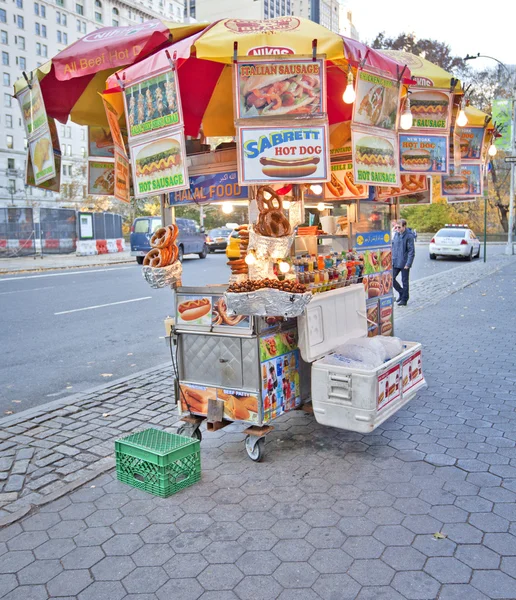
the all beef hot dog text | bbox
[243,128,322,158]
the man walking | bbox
[392,219,415,306]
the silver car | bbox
[429,226,481,261]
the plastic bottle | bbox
[317,255,325,270]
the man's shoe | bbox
[398,301,407,306]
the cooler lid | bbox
[297,284,368,363]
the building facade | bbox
[0,0,184,210]
[185,0,293,22]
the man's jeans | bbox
[393,267,410,302]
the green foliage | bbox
[401,202,458,233]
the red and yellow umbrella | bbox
[105,17,414,137]
[13,19,206,126]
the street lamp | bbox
[464,53,515,255]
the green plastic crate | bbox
[115,428,201,497]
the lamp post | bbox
[464,53,515,255]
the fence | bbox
[0,208,35,257]
[0,208,125,257]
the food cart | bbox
[15,17,492,462]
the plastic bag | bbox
[342,336,388,363]
[375,336,404,360]
[331,342,383,369]
[320,354,373,371]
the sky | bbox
[348,0,516,71]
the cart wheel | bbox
[192,428,202,442]
[176,424,189,437]
[245,436,265,462]
[177,424,202,442]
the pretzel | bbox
[143,224,180,268]
[255,186,291,238]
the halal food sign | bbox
[237,124,329,185]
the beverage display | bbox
[292,252,364,293]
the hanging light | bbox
[278,260,290,274]
[342,68,356,104]
[221,203,233,214]
[456,108,468,127]
[244,250,256,265]
[488,143,497,157]
[317,202,325,211]
[311,184,323,195]
[399,96,413,131]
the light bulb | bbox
[456,109,468,127]
[221,203,233,214]
[342,70,355,104]
[283,200,291,209]
[488,143,497,157]
[244,251,256,265]
[317,202,325,211]
[399,98,413,130]
[311,184,323,195]
[279,260,290,274]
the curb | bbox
[0,258,135,276]
[0,362,171,427]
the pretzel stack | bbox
[227,224,249,277]
[255,186,292,238]
[143,225,179,268]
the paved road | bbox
[0,246,507,414]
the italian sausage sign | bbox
[237,123,329,185]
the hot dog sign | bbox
[237,123,329,185]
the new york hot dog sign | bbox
[237,124,329,185]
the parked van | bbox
[130,217,208,264]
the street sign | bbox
[504,157,516,163]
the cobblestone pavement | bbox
[0,261,515,599]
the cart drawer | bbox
[179,333,259,390]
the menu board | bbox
[379,296,394,336]
[441,164,483,198]
[352,126,400,187]
[409,89,453,131]
[378,363,401,410]
[324,160,369,200]
[329,121,352,158]
[25,119,61,192]
[235,58,325,119]
[170,171,248,206]
[18,79,47,138]
[103,96,127,155]
[237,123,329,185]
[399,133,448,175]
[88,160,115,196]
[352,69,401,131]
[455,126,485,162]
[130,127,189,198]
[19,78,57,186]
[175,293,253,334]
[123,68,182,140]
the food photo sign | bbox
[18,79,47,138]
[399,133,449,175]
[409,90,453,131]
[114,152,130,203]
[376,174,429,201]
[325,160,369,200]
[88,126,115,158]
[237,123,329,185]
[235,58,325,119]
[123,68,183,139]
[130,128,189,198]
[88,160,115,196]
[351,126,400,187]
[455,126,485,161]
[352,69,401,131]
[441,164,483,198]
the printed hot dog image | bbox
[325,162,368,199]
[177,296,212,324]
[238,59,324,118]
[410,90,451,129]
[354,70,400,130]
[260,155,320,178]
[399,134,448,175]
[401,148,432,171]
[442,176,469,195]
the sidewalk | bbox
[0,261,515,599]
[0,251,134,275]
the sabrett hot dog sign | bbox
[237,123,329,185]
[169,171,248,206]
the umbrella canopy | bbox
[106,17,414,137]
[379,50,463,92]
[13,20,207,126]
